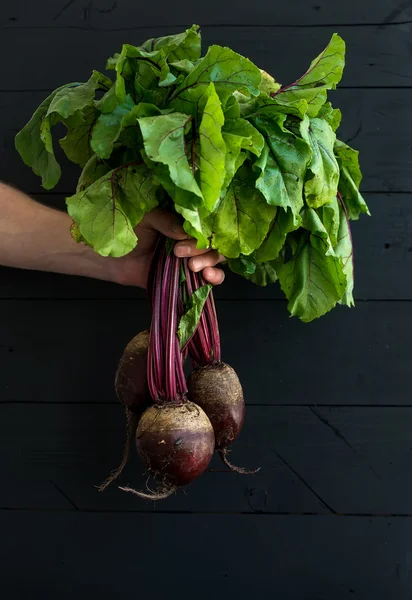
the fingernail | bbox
[176,244,191,256]
[192,258,203,270]
[172,223,186,235]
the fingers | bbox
[143,209,226,285]
[202,267,225,285]
[187,250,225,272]
[144,208,189,241]
[174,239,226,263]
[174,238,209,258]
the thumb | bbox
[143,207,189,241]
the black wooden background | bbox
[1,1,412,598]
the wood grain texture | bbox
[1,25,412,90]
[1,0,410,596]
[0,193,408,300]
[3,89,412,194]
[1,513,412,600]
[0,403,324,513]
[0,300,409,406]
[3,403,412,514]
[1,0,411,27]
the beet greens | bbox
[15,25,369,323]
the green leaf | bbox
[48,71,112,119]
[224,95,241,120]
[151,165,211,246]
[96,85,118,113]
[207,165,276,258]
[292,33,345,90]
[91,95,135,159]
[255,208,298,262]
[335,200,354,307]
[169,45,262,116]
[318,102,342,132]
[177,284,212,349]
[242,94,309,120]
[301,206,335,254]
[316,196,340,246]
[220,117,263,190]
[140,24,201,62]
[227,254,257,276]
[114,44,174,105]
[275,34,345,116]
[221,132,247,189]
[106,53,120,71]
[274,86,328,118]
[223,118,264,157]
[170,59,196,75]
[198,83,226,210]
[15,85,76,190]
[60,106,97,167]
[300,117,339,208]
[138,112,203,202]
[251,116,312,222]
[76,154,111,192]
[334,198,354,307]
[248,261,278,286]
[175,203,211,248]
[229,254,278,286]
[277,231,347,322]
[259,69,281,96]
[66,164,158,257]
[334,140,370,220]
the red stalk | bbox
[147,236,188,404]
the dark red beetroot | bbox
[98,329,150,492]
[185,270,259,475]
[187,362,245,449]
[186,362,259,474]
[115,329,150,413]
[119,401,215,498]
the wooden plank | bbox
[0,403,325,513]
[1,193,409,301]
[3,89,411,195]
[1,25,412,91]
[3,403,412,514]
[1,0,411,27]
[0,300,410,406]
[1,513,411,600]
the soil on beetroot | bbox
[187,362,245,448]
[115,329,150,414]
[136,401,215,486]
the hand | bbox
[111,208,225,289]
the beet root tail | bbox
[219,448,261,475]
[118,483,176,501]
[96,409,139,492]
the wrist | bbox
[108,252,147,288]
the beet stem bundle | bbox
[119,237,215,499]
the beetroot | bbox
[119,401,214,497]
[115,329,150,414]
[186,270,259,475]
[187,362,245,449]
[97,329,150,492]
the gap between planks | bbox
[3,21,412,30]
[0,298,411,302]
[1,507,412,517]
[3,86,412,94]
[2,401,412,407]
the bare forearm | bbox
[0,183,118,282]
